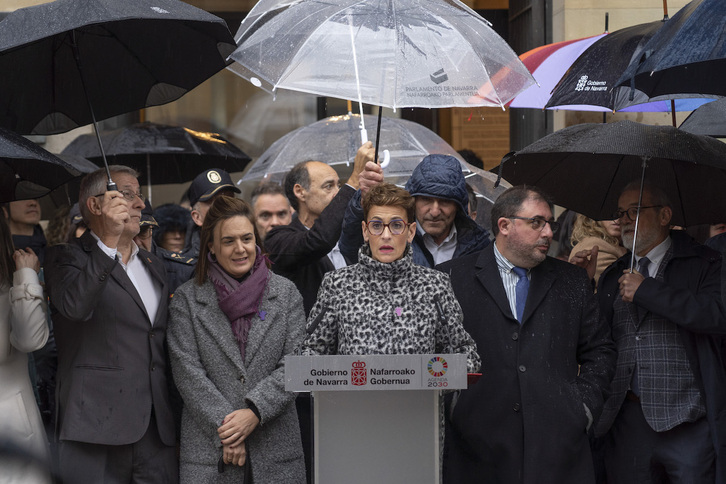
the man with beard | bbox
[437,185,616,484]
[340,154,490,267]
[590,182,726,483]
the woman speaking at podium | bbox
[301,183,480,373]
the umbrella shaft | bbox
[71,30,115,190]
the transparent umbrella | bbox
[241,114,466,186]
[228,0,534,110]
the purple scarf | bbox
[207,246,270,361]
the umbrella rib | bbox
[275,0,370,91]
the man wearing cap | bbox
[340,154,490,267]
[183,168,241,257]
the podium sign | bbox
[285,354,467,392]
[285,355,468,484]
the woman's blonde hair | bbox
[571,214,619,247]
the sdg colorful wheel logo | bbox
[427,357,448,377]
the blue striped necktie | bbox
[513,266,529,323]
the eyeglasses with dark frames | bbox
[612,205,663,221]
[365,219,410,236]
[507,216,560,233]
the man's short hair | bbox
[621,181,672,209]
[251,182,287,207]
[491,185,553,237]
[78,165,139,223]
[283,161,311,212]
[362,183,416,223]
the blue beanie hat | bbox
[404,154,468,214]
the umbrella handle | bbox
[380,149,390,169]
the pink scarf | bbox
[207,246,270,361]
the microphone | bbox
[306,306,329,336]
[434,295,452,352]
[295,306,329,356]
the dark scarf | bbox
[207,246,270,361]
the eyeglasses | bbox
[507,216,560,233]
[94,190,145,203]
[612,205,662,221]
[366,219,410,236]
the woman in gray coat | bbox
[168,196,305,483]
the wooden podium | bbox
[286,354,467,484]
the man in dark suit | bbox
[438,185,616,484]
[46,166,177,483]
[588,182,726,483]
[264,142,372,316]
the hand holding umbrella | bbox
[92,190,133,249]
[618,270,645,302]
[346,142,377,190]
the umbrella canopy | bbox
[0,127,91,202]
[678,98,724,136]
[226,90,318,158]
[615,0,726,101]
[463,163,511,230]
[227,0,534,109]
[0,0,236,135]
[241,114,466,185]
[508,33,607,109]
[545,21,713,112]
[499,120,726,227]
[61,122,251,186]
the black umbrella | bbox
[0,127,91,203]
[0,0,236,189]
[62,122,251,193]
[615,0,726,101]
[678,98,724,136]
[499,120,726,229]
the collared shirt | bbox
[419,222,458,266]
[302,224,347,270]
[493,241,530,320]
[328,241,348,270]
[91,231,162,325]
[635,236,672,277]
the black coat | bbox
[438,245,616,484]
[265,184,355,316]
[597,230,726,483]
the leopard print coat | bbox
[301,244,481,372]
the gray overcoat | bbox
[168,271,306,484]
